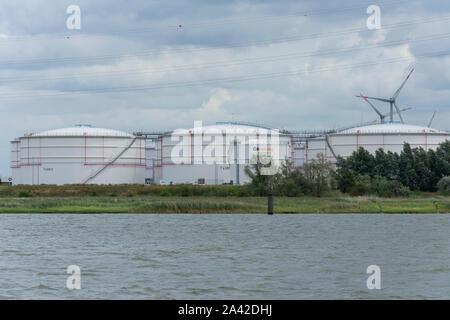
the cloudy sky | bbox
[0,0,449,176]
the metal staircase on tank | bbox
[81,136,137,184]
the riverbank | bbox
[0,195,449,213]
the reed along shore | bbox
[0,185,448,214]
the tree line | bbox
[245,140,450,197]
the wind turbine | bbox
[356,68,414,123]
[358,93,412,123]
[373,106,413,123]
[428,110,437,128]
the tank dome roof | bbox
[178,122,285,135]
[338,123,447,134]
[28,125,133,137]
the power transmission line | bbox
[1,14,450,67]
[0,50,447,100]
[0,0,410,41]
[2,32,450,83]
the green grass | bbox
[0,195,448,214]
[0,184,250,198]
[0,184,448,213]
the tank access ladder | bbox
[81,137,137,184]
[324,135,337,160]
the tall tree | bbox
[413,147,431,191]
[347,147,376,177]
[244,156,273,196]
[335,156,356,193]
[303,153,334,197]
[399,143,419,190]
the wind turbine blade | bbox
[359,93,384,117]
[394,102,404,123]
[381,106,412,117]
[393,68,414,99]
[428,111,437,128]
[364,96,391,103]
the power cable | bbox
[1,14,449,67]
[0,50,447,99]
[2,32,449,83]
[0,0,410,41]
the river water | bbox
[0,214,448,299]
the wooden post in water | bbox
[268,185,274,215]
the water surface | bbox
[0,214,449,299]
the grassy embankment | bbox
[0,185,449,214]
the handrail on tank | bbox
[81,136,138,184]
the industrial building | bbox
[8,121,450,185]
[9,122,295,186]
[0,176,12,185]
[7,69,450,185]
[151,122,293,185]
[10,124,145,185]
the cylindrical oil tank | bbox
[304,123,450,164]
[10,124,145,185]
[153,122,293,185]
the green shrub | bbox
[18,191,32,198]
[159,190,171,197]
[227,188,239,197]
[371,176,390,196]
[180,185,192,197]
[370,176,410,197]
[392,182,411,197]
[348,175,370,197]
[137,188,152,196]
[394,185,411,197]
[237,188,250,197]
[349,183,370,196]
[437,176,450,195]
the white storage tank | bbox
[302,123,450,164]
[153,122,293,185]
[10,124,145,185]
